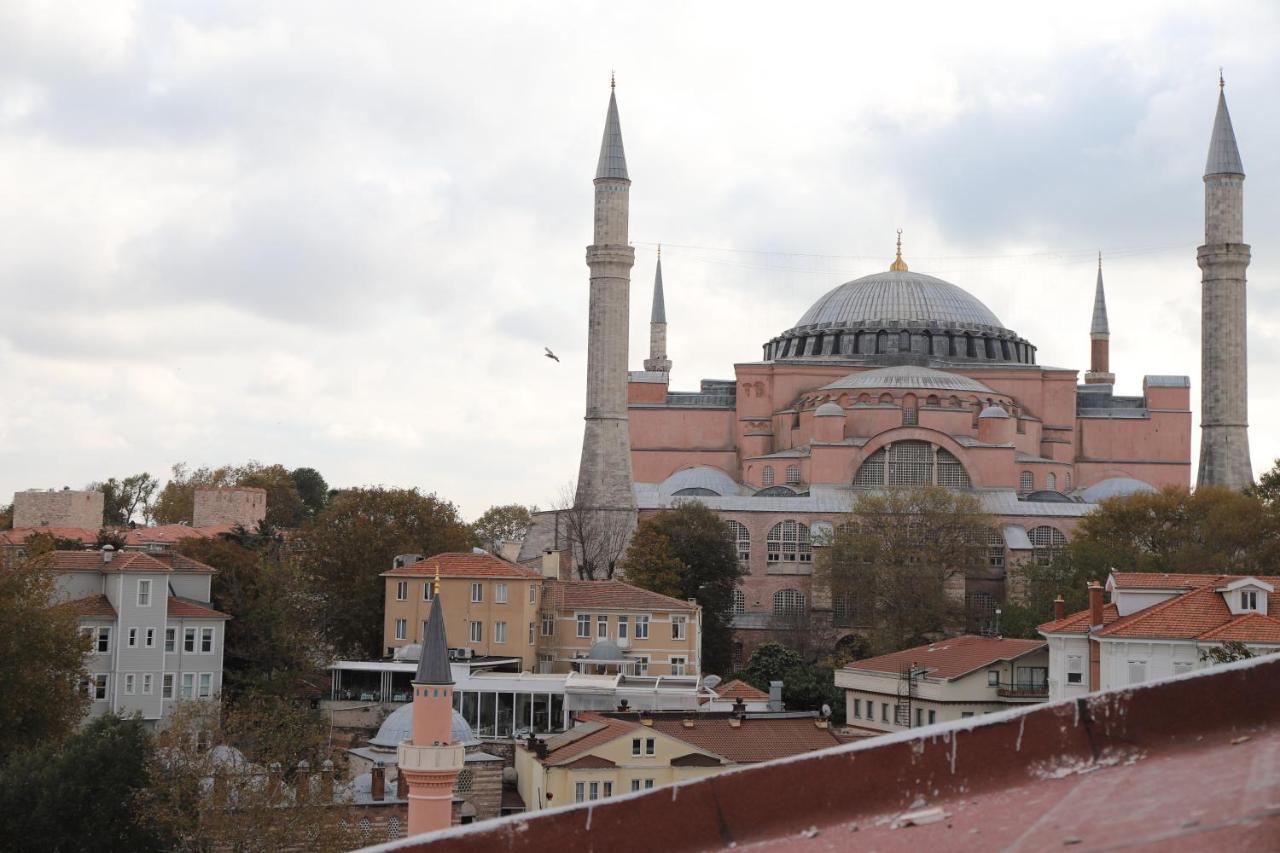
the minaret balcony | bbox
[397,741,464,774]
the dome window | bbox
[1019,471,1034,493]
[762,466,775,487]
[786,465,801,485]
[853,440,971,489]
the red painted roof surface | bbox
[56,593,116,618]
[543,579,698,612]
[366,653,1280,853]
[166,597,230,619]
[845,635,1045,680]
[381,552,542,580]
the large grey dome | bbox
[797,270,1005,330]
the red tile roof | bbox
[150,553,217,574]
[543,579,698,612]
[1038,602,1120,634]
[1108,572,1218,590]
[56,594,116,619]
[540,715,640,765]
[713,679,769,702]
[1198,612,1280,643]
[646,716,841,764]
[44,550,173,573]
[845,635,1046,680]
[381,552,542,580]
[167,597,230,619]
[0,526,100,545]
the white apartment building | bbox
[1039,571,1280,700]
[50,547,229,725]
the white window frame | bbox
[162,673,175,699]
[1242,590,1258,610]
[200,627,214,653]
[396,581,407,601]
[645,737,656,756]
[589,781,599,800]
[471,582,484,603]
[469,621,483,643]
[576,614,591,638]
[575,782,585,803]
[127,627,139,649]
[184,627,197,653]
[631,738,642,756]
[124,673,136,695]
[987,670,999,687]
[529,584,537,604]
[495,583,508,603]
[164,628,175,653]
[670,656,686,676]
[529,622,535,645]
[198,673,213,699]
[671,615,687,641]
[181,673,195,699]
[143,673,154,695]
[618,615,629,641]
[597,615,608,639]
[96,627,112,654]
[395,618,407,640]
[494,621,508,644]
[423,581,434,601]
[635,615,650,640]
[91,674,109,700]
[1066,654,1083,684]
[145,628,156,649]
[137,579,152,607]
[634,655,649,676]
[542,614,555,636]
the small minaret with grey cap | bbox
[643,248,672,373]
[398,575,463,836]
[1084,252,1114,385]
[575,77,637,522]
[1197,73,1254,490]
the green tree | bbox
[623,502,744,674]
[1245,457,1280,508]
[0,714,165,853]
[238,463,307,528]
[471,503,537,553]
[1200,640,1256,664]
[0,556,89,762]
[290,467,330,519]
[740,641,803,686]
[738,642,844,722]
[153,461,315,527]
[300,488,474,658]
[152,462,236,524]
[89,473,160,525]
[0,502,11,530]
[818,486,995,653]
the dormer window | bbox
[1241,590,1258,611]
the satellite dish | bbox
[702,675,722,690]
[821,703,832,717]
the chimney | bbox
[371,764,386,802]
[728,716,741,728]
[731,698,747,717]
[295,760,310,803]
[534,739,549,760]
[616,698,630,713]
[320,759,335,802]
[541,549,561,580]
[1054,595,1065,621]
[768,680,784,712]
[102,544,115,564]
[1088,581,1104,628]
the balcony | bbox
[996,681,1049,700]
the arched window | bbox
[726,521,750,565]
[898,330,911,352]
[853,440,972,489]
[966,591,997,634]
[987,528,1006,570]
[766,521,812,563]
[1046,473,1057,491]
[786,465,801,485]
[732,588,746,615]
[1019,471,1034,493]
[773,588,805,615]
[1029,526,1067,566]
[1065,472,1073,491]
[762,466,775,486]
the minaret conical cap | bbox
[414,590,453,685]
[1205,78,1244,177]
[595,85,629,181]
[1091,253,1110,336]
[650,252,666,323]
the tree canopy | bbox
[471,503,536,553]
[152,461,324,528]
[88,473,160,525]
[623,501,744,674]
[299,487,474,658]
[738,642,844,723]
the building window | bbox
[618,615,629,641]
[395,619,407,640]
[881,703,889,723]
[495,583,508,603]
[143,673,154,695]
[91,674,109,700]
[645,737,656,755]
[423,582,434,601]
[773,588,805,615]
[1242,591,1259,610]
[529,584,538,604]
[597,615,608,639]
[853,440,972,489]
[494,621,508,644]
[987,670,999,687]
[396,581,407,601]
[181,673,195,699]
[762,466,775,487]
[137,579,152,607]
[766,520,812,563]
[632,738,642,756]
[145,628,156,649]
[1029,526,1067,566]
[162,674,174,699]
[1046,473,1057,491]
[575,783,585,803]
[200,627,214,653]
[1066,654,1083,684]
[902,403,918,426]
[670,656,686,676]
[576,615,590,638]
[987,529,1006,570]
[671,615,687,640]
[198,673,213,699]
[1019,471,1034,493]
[634,655,650,676]
[96,627,112,653]
[732,589,746,615]
[726,521,751,565]
[589,782,600,800]
[529,622,535,645]
[164,628,175,653]
[125,674,136,695]
[469,621,483,643]
[966,591,997,635]
[1173,660,1194,675]
[915,708,923,727]
[1127,660,1147,686]
[635,615,650,640]
[542,614,555,636]
[127,628,138,649]
[184,628,196,652]
[928,710,936,724]
[853,699,861,719]
[1065,473,1073,491]
[471,582,484,603]
[786,465,801,485]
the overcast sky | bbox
[1,1,1278,521]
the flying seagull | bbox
[544,347,560,363]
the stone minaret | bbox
[1197,75,1253,489]
[643,248,671,373]
[398,579,463,836]
[1084,253,1114,385]
[575,79,637,519]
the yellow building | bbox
[381,552,702,677]
[516,710,842,809]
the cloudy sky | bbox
[1,1,1277,521]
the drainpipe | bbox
[1087,582,1103,691]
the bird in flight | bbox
[544,347,560,363]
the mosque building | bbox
[525,77,1252,661]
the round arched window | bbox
[766,521,812,563]
[853,440,972,489]
[773,588,805,615]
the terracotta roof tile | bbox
[645,716,841,764]
[1038,603,1120,635]
[1197,612,1280,643]
[150,553,217,573]
[845,635,1046,680]
[714,679,769,702]
[541,714,640,765]
[43,550,172,573]
[56,594,116,619]
[543,580,698,612]
[166,597,230,619]
[381,552,542,580]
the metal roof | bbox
[1091,259,1110,336]
[414,594,453,685]
[1078,477,1158,503]
[822,365,995,394]
[595,89,628,181]
[794,270,1006,331]
[658,466,744,498]
[650,256,665,323]
[1205,86,1244,177]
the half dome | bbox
[822,365,995,394]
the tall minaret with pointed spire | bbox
[575,78,637,528]
[1197,73,1253,489]
[398,571,463,836]
[643,247,671,373]
[1084,252,1114,385]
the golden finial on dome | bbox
[889,229,909,272]
[433,563,441,597]
[1219,67,1224,91]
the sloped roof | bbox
[595,88,629,180]
[1109,572,1221,590]
[415,593,453,684]
[1038,602,1120,635]
[1198,612,1280,643]
[1205,87,1244,176]
[714,679,769,702]
[152,553,217,574]
[845,635,1045,680]
[381,552,541,580]
[167,597,230,619]
[645,716,841,764]
[44,550,172,573]
[540,716,638,766]
[543,579,698,612]
[57,594,116,619]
